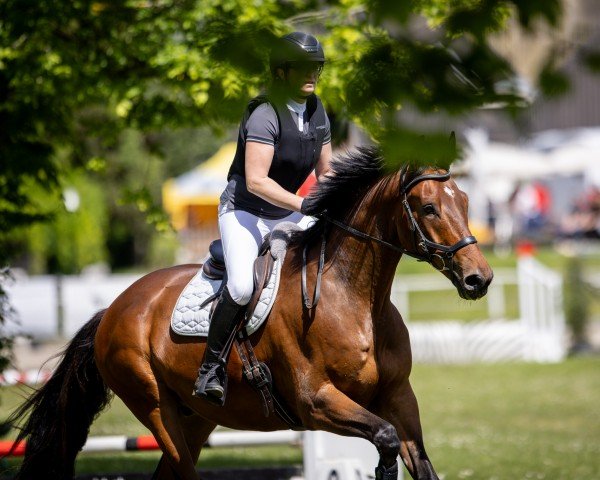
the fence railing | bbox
[391,257,566,363]
[4,257,566,363]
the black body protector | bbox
[227,94,328,219]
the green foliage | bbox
[563,256,592,349]
[539,57,571,98]
[581,47,600,74]
[26,173,108,274]
[0,269,14,372]
[0,0,570,371]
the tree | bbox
[0,0,567,362]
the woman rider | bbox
[193,31,333,403]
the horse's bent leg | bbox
[374,379,439,480]
[300,383,400,478]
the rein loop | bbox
[300,171,478,310]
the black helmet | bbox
[270,31,325,74]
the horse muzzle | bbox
[454,270,493,300]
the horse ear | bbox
[449,131,456,150]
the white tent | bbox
[450,127,600,248]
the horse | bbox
[7,147,493,480]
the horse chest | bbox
[324,336,379,396]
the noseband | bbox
[322,171,477,272]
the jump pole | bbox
[0,430,401,480]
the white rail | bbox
[391,258,566,363]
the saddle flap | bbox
[202,261,225,280]
[245,248,275,321]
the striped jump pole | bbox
[0,430,302,457]
[0,430,399,479]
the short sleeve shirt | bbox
[244,102,331,146]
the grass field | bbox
[1,357,598,479]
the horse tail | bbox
[5,309,112,479]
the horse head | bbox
[396,168,493,300]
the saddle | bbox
[202,238,299,427]
[202,239,275,321]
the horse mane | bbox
[296,146,427,247]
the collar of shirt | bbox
[286,99,307,132]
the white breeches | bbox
[218,207,314,305]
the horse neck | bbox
[326,174,402,311]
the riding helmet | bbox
[270,32,325,74]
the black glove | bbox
[301,198,327,219]
[300,198,311,216]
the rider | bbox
[193,31,333,403]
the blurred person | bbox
[560,186,600,239]
[513,181,552,236]
[193,32,333,404]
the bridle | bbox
[398,172,477,270]
[321,172,476,270]
[301,171,477,309]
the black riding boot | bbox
[193,286,244,404]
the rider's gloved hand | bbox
[300,198,311,216]
[300,198,326,219]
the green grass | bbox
[412,357,600,480]
[397,245,600,322]
[1,357,598,479]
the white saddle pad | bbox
[170,222,299,337]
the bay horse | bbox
[7,147,492,480]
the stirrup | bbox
[193,363,228,406]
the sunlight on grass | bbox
[1,358,598,479]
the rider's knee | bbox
[226,281,253,306]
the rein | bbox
[300,171,477,309]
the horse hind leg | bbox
[152,410,217,480]
[111,369,201,480]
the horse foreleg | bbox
[374,379,439,480]
[299,382,400,479]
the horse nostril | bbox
[465,274,486,290]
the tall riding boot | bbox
[193,286,244,404]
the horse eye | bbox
[422,204,436,216]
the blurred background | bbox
[0,0,599,479]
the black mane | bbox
[297,146,426,245]
[301,146,386,219]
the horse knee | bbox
[374,424,400,462]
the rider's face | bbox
[279,62,323,100]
